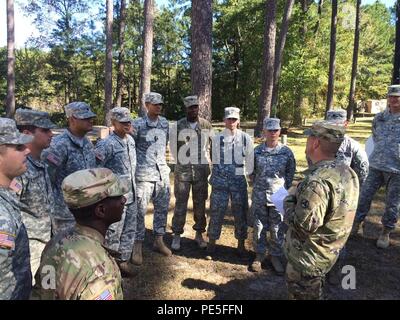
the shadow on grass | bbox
[170,234,252,267]
[181,276,287,300]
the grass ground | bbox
[123,117,400,300]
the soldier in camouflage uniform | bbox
[323,109,369,284]
[207,107,254,257]
[13,109,56,280]
[284,121,359,299]
[0,118,33,299]
[130,92,172,264]
[170,96,213,251]
[41,102,97,235]
[326,110,369,185]
[250,118,296,274]
[32,168,127,300]
[95,107,137,277]
[352,85,400,248]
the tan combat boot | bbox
[195,231,207,249]
[250,253,264,272]
[171,234,181,251]
[153,235,172,256]
[270,255,284,275]
[118,261,139,278]
[131,241,143,266]
[376,227,391,249]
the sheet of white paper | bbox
[365,135,374,159]
[271,186,289,214]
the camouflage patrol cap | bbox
[304,120,345,143]
[64,102,96,119]
[62,168,130,209]
[263,117,281,130]
[183,95,199,108]
[326,109,347,123]
[224,107,240,120]
[110,107,132,122]
[144,92,163,105]
[387,85,400,97]
[15,108,57,129]
[0,118,33,145]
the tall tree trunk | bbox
[293,0,308,126]
[115,0,127,108]
[347,0,361,121]
[133,59,138,110]
[314,0,324,33]
[6,0,16,118]
[191,0,213,121]
[393,0,400,84]
[326,0,338,114]
[105,0,113,125]
[233,28,240,99]
[127,77,132,112]
[256,0,277,136]
[139,0,154,117]
[271,0,295,113]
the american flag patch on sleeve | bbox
[9,179,22,194]
[46,153,61,166]
[95,289,113,300]
[0,232,16,250]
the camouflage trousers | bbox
[29,239,47,284]
[105,201,137,262]
[285,262,325,300]
[355,167,400,229]
[207,187,248,240]
[172,177,208,235]
[20,212,51,282]
[135,180,171,241]
[252,203,284,257]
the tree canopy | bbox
[0,0,395,124]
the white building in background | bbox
[362,99,387,114]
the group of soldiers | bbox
[0,84,399,300]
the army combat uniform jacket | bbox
[32,224,123,300]
[336,135,369,185]
[14,155,54,244]
[0,187,32,299]
[369,109,400,174]
[284,160,359,277]
[172,117,213,181]
[252,143,296,206]
[131,115,170,181]
[41,130,97,232]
